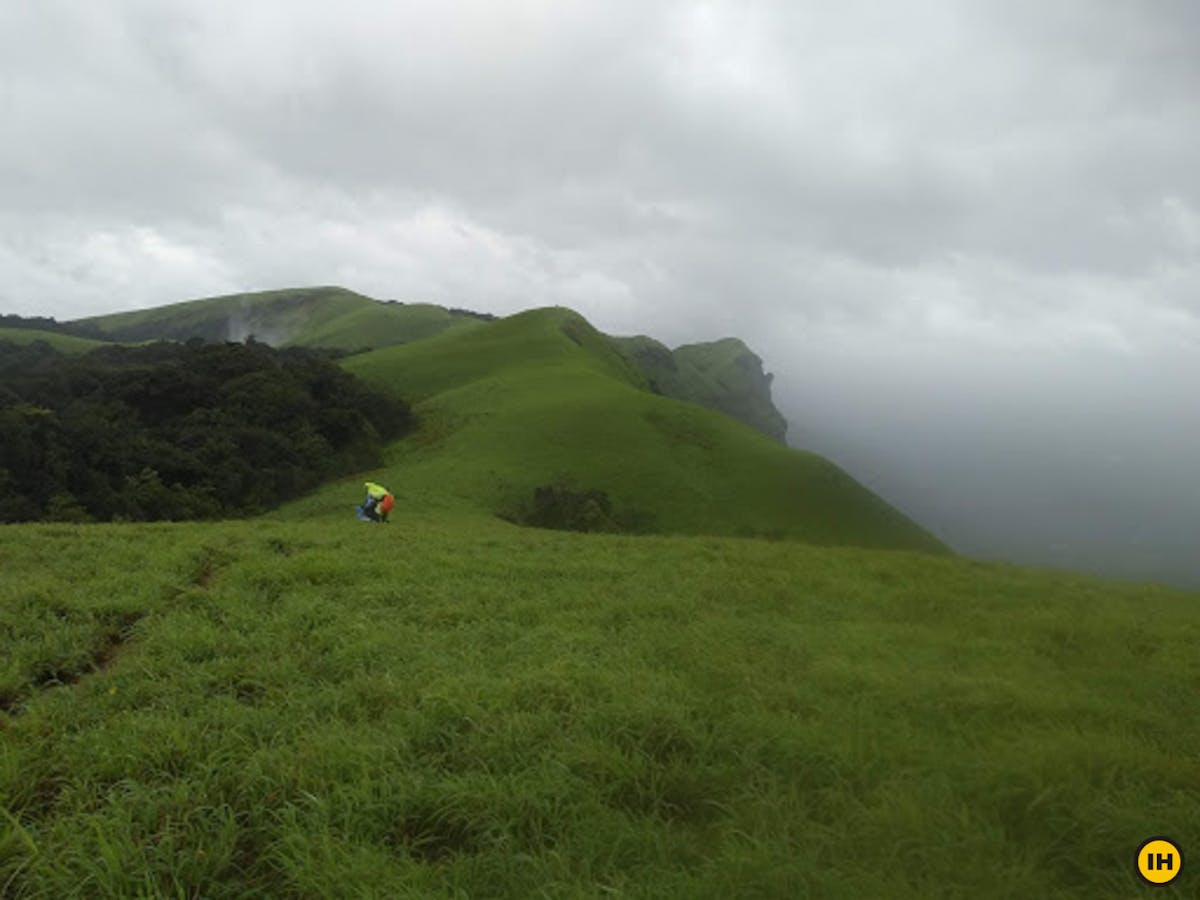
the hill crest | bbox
[72,286,484,350]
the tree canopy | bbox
[0,338,412,522]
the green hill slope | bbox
[614,334,789,442]
[323,307,942,553]
[73,286,480,351]
[1,516,1195,897]
[0,327,111,353]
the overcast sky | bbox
[3,1,1198,584]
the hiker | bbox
[358,481,394,523]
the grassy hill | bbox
[73,287,482,352]
[11,292,923,549]
[0,327,111,354]
[334,306,943,552]
[614,335,789,443]
[1,515,1196,897]
[70,286,792,444]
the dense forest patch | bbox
[0,338,412,522]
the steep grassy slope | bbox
[74,287,480,351]
[0,327,111,353]
[335,307,943,552]
[614,335,789,443]
[1,516,1196,898]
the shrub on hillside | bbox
[504,483,656,534]
[534,484,615,532]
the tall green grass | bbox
[2,513,1197,897]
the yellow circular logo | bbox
[1137,837,1183,886]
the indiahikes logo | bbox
[1136,837,1183,887]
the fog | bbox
[775,335,1200,587]
[2,1,1197,586]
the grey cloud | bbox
[9,0,1198,298]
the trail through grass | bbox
[2,513,1196,897]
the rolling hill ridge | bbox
[73,286,483,351]
[70,287,789,446]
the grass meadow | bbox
[2,511,1197,898]
[3,300,1196,896]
